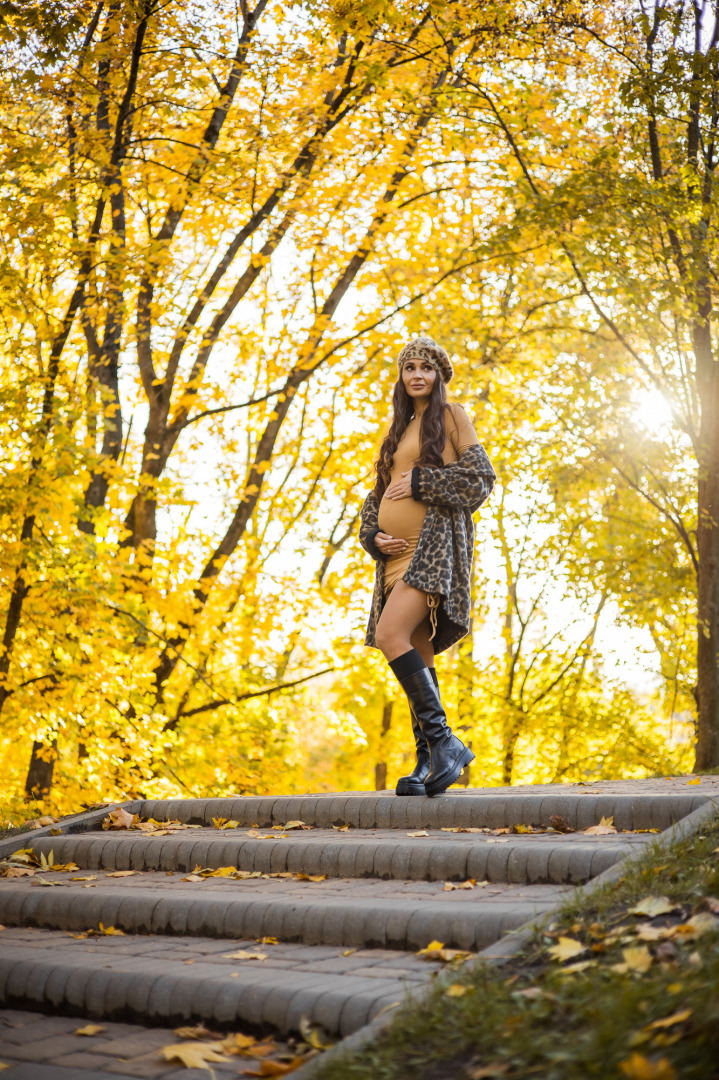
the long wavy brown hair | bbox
[373,371,452,499]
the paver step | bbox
[22,829,651,884]
[0,879,561,951]
[3,781,714,1058]
[135,788,708,831]
[0,927,423,1036]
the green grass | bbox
[315,818,719,1080]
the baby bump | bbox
[378,494,428,542]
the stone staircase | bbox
[0,783,711,1043]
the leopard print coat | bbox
[359,443,496,654]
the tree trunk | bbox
[695,430,719,770]
[24,739,58,800]
[374,697,393,791]
[694,296,719,769]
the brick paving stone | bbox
[0,1067,141,1079]
[93,1031,175,1057]
[0,1033,103,1061]
[0,1016,80,1042]
[49,1053,124,1069]
[102,1056,177,1078]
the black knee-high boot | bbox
[395,668,439,797]
[390,651,473,797]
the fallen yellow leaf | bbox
[74,1024,104,1036]
[174,1025,216,1040]
[296,873,325,882]
[686,778,701,785]
[102,807,135,830]
[299,1015,336,1050]
[106,871,135,878]
[612,945,652,975]
[445,983,468,997]
[407,830,429,837]
[619,1052,676,1079]
[332,824,349,832]
[629,896,677,918]
[635,923,674,942]
[220,1032,258,1052]
[417,942,472,962]
[243,1060,306,1077]
[558,960,596,975]
[223,950,268,961]
[644,1009,691,1032]
[258,936,279,945]
[673,912,719,938]
[160,1041,231,1069]
[584,816,617,835]
[547,937,587,962]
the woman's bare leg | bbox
[375,580,435,666]
[410,615,435,669]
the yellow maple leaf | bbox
[160,1041,231,1068]
[584,816,617,835]
[102,807,135,830]
[547,937,586,962]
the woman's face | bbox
[401,359,436,404]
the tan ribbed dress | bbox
[378,404,479,623]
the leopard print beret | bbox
[397,336,453,384]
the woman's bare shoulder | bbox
[444,402,472,424]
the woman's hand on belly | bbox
[375,531,409,556]
[384,470,413,500]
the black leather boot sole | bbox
[395,776,426,796]
[424,744,475,797]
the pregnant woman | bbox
[359,337,496,797]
